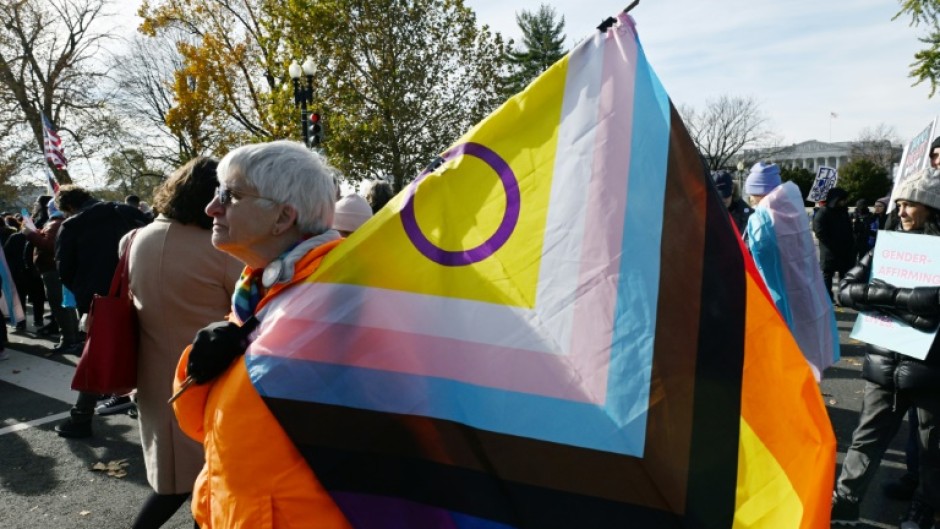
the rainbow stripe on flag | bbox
[246,13,834,528]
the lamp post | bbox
[288,56,319,148]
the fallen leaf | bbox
[92,459,129,477]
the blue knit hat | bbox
[744,162,782,196]
[711,170,734,198]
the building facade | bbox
[741,140,853,171]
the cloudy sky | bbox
[111,0,934,146]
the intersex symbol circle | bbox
[400,142,520,266]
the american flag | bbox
[41,113,67,170]
[44,168,59,195]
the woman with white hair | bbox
[172,141,351,529]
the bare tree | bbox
[110,32,205,170]
[0,0,112,183]
[680,95,774,171]
[850,123,902,171]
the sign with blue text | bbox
[807,166,837,202]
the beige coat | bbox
[126,216,242,494]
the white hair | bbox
[217,140,337,234]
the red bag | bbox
[71,230,139,394]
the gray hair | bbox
[217,140,337,235]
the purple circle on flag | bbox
[400,142,520,267]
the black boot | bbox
[54,416,92,438]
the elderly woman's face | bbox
[205,171,281,262]
[897,200,929,231]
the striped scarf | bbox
[232,268,264,324]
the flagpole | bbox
[597,0,640,31]
[57,127,98,183]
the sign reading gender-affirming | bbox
[851,231,940,359]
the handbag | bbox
[71,230,140,394]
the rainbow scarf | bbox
[246,13,834,529]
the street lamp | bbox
[288,56,321,148]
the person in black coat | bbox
[851,199,876,261]
[813,187,855,301]
[711,169,753,234]
[52,185,148,439]
[55,187,148,316]
[830,174,940,527]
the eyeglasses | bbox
[215,186,275,207]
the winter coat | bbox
[24,217,63,273]
[851,211,875,254]
[127,217,242,494]
[173,237,351,529]
[838,248,940,391]
[728,198,754,234]
[55,200,148,313]
[813,198,855,271]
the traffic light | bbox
[308,113,323,148]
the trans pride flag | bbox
[246,13,835,528]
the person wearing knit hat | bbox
[744,172,839,382]
[333,193,373,236]
[711,170,752,233]
[831,171,940,526]
[895,172,940,214]
[744,161,782,204]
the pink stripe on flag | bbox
[564,26,639,402]
[250,318,598,403]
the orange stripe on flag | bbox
[740,262,835,529]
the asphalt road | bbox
[0,309,918,528]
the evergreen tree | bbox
[836,159,893,203]
[895,1,940,95]
[780,166,816,205]
[505,4,567,96]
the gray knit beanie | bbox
[894,173,940,211]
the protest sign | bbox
[850,231,940,359]
[807,166,838,202]
[890,118,938,210]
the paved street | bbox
[0,322,192,529]
[0,309,920,528]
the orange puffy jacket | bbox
[173,239,351,529]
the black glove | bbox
[896,286,940,317]
[878,307,940,332]
[865,279,901,308]
[186,317,259,384]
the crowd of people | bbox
[1,134,938,528]
[713,143,940,529]
[0,143,389,528]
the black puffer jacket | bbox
[838,248,940,390]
